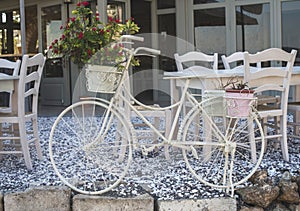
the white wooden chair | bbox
[174,51,218,144]
[0,53,46,170]
[174,51,218,109]
[222,52,280,106]
[0,58,21,113]
[175,51,218,71]
[244,48,297,162]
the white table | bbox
[164,66,300,103]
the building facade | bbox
[0,0,299,106]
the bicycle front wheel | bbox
[49,100,132,195]
[181,96,264,190]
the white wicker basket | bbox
[85,65,123,93]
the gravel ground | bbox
[0,117,299,200]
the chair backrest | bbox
[222,51,261,69]
[0,58,21,76]
[244,48,297,109]
[0,58,21,113]
[18,53,46,116]
[174,51,218,71]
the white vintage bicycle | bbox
[49,35,265,195]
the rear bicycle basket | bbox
[85,64,123,94]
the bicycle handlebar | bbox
[134,47,161,56]
[120,35,144,42]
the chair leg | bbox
[153,117,159,146]
[33,118,43,160]
[164,110,171,160]
[248,117,257,163]
[281,116,289,162]
[18,121,33,170]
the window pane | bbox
[157,0,175,9]
[236,3,270,53]
[107,2,125,22]
[158,13,177,71]
[282,1,300,65]
[41,5,61,56]
[194,8,226,56]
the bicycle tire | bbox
[49,100,132,195]
[181,95,265,190]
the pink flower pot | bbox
[225,89,255,117]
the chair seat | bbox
[257,95,280,106]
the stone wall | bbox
[0,186,237,211]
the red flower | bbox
[76,2,81,7]
[49,45,53,49]
[61,34,65,39]
[87,49,92,56]
[60,25,63,30]
[78,32,84,39]
[92,27,96,31]
[54,39,58,43]
[108,17,113,22]
[95,17,99,21]
[82,1,89,6]
[71,17,76,22]
[115,19,121,23]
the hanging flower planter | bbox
[225,89,255,117]
[85,65,123,93]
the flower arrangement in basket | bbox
[223,77,256,117]
[49,1,141,93]
[49,1,140,69]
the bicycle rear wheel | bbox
[181,95,264,190]
[49,100,132,195]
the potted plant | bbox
[224,78,255,117]
[49,1,140,93]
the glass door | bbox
[40,4,70,106]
